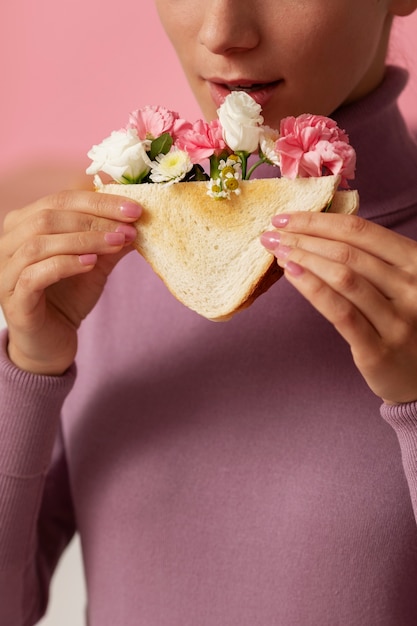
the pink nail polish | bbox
[285,261,304,277]
[260,231,281,249]
[104,232,125,245]
[119,202,142,218]
[79,254,98,266]
[272,214,290,228]
[115,224,137,242]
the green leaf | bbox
[149,133,173,160]
[190,164,209,181]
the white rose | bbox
[86,128,152,183]
[217,91,264,153]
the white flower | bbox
[92,174,104,189]
[207,178,228,200]
[207,156,242,200]
[217,91,264,153]
[86,128,151,183]
[218,155,243,180]
[259,126,281,166]
[149,148,193,185]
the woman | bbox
[1,1,417,624]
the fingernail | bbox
[275,245,291,260]
[79,254,98,266]
[115,224,137,242]
[119,202,142,218]
[260,231,281,249]
[285,261,304,277]
[104,232,125,245]
[272,214,290,228]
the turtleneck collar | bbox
[333,65,417,224]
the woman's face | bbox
[155,0,395,127]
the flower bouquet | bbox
[86,93,359,320]
[87,91,356,198]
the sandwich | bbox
[98,175,359,321]
[87,92,358,320]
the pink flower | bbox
[128,105,192,141]
[175,119,227,163]
[276,114,356,187]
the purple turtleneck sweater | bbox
[1,67,417,626]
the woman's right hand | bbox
[0,189,142,375]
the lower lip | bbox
[207,81,281,110]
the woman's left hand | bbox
[261,212,417,405]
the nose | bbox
[198,0,261,55]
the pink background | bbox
[1,3,416,173]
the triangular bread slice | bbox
[98,175,359,321]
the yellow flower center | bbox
[224,178,239,191]
[221,166,235,178]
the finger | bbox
[3,190,142,233]
[281,258,382,354]
[275,245,398,342]
[7,254,99,319]
[1,229,131,299]
[271,212,417,270]
[281,257,417,404]
[281,256,417,404]
[1,209,138,258]
[261,229,410,301]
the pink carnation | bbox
[128,105,192,141]
[175,119,227,163]
[276,114,356,187]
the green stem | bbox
[210,151,229,179]
[246,158,267,180]
[236,151,250,179]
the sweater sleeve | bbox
[381,401,417,523]
[0,329,77,625]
